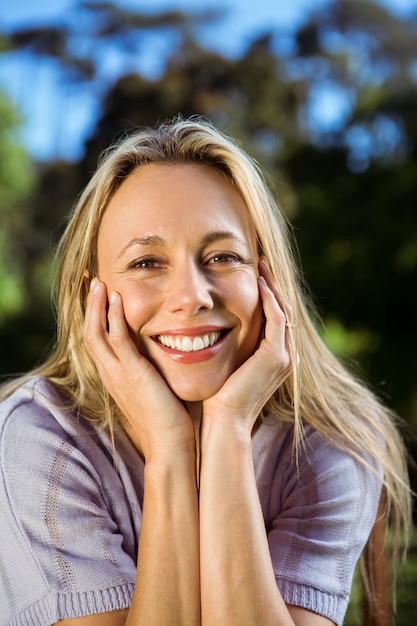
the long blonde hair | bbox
[1,116,411,614]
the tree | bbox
[0,90,35,319]
[1,0,416,438]
[280,0,417,439]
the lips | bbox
[157,331,221,353]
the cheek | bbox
[116,284,155,335]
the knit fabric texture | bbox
[0,377,381,625]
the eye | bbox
[127,256,162,270]
[207,252,242,265]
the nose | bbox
[166,260,214,315]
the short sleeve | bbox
[254,423,382,625]
[0,383,141,625]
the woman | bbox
[0,117,411,626]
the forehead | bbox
[98,162,256,244]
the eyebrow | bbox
[117,235,165,259]
[201,231,243,245]
[118,231,244,258]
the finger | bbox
[106,291,154,379]
[258,275,286,338]
[258,276,293,372]
[106,291,142,361]
[258,258,288,313]
[259,257,295,332]
[107,291,131,350]
[83,278,112,355]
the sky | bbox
[1,0,330,37]
[1,0,417,160]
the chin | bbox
[169,377,226,403]
[173,387,222,403]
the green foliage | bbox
[0,91,58,373]
[320,316,380,358]
[0,90,36,319]
[0,93,34,209]
[286,141,417,436]
[396,528,417,625]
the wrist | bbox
[201,416,253,455]
[144,446,198,492]
[202,397,259,438]
[145,437,196,464]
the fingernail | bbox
[110,291,118,304]
[90,277,99,292]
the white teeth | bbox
[181,337,193,352]
[158,331,221,352]
[193,336,205,351]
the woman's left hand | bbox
[202,259,293,434]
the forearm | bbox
[199,421,293,626]
[126,449,200,626]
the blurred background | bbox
[0,0,416,622]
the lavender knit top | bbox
[0,377,381,625]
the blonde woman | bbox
[0,117,411,626]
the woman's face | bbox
[97,162,263,402]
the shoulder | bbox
[0,377,104,516]
[0,376,138,532]
[254,417,382,503]
[0,376,142,503]
[0,377,69,473]
[0,376,116,464]
[254,418,382,624]
[1,376,77,439]
[0,377,139,623]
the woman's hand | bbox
[84,278,200,625]
[198,259,295,624]
[202,258,293,434]
[83,278,195,460]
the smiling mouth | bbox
[157,331,223,353]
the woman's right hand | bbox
[84,279,201,625]
[83,278,195,461]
